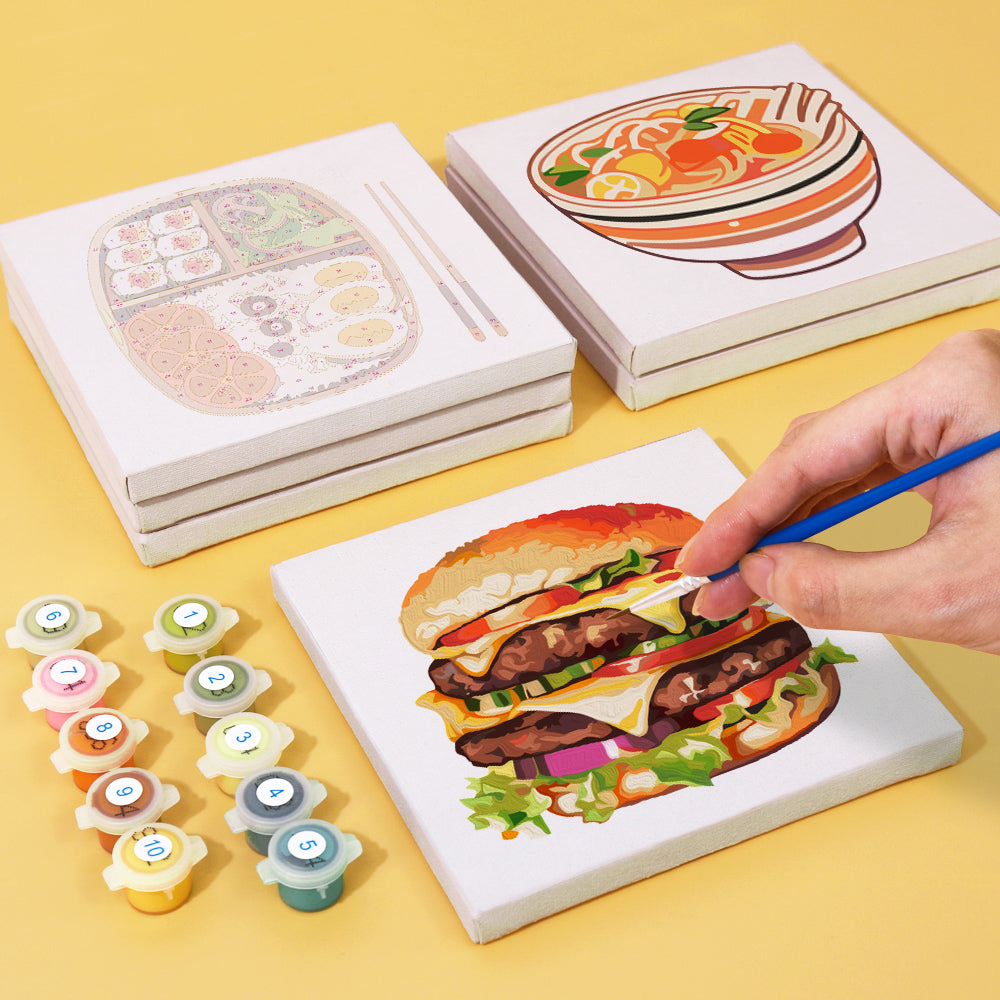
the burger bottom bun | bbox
[540,662,841,820]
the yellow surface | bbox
[2,3,999,996]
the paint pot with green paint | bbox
[225,766,327,854]
[144,594,239,673]
[257,819,362,911]
[174,655,272,733]
[6,594,102,667]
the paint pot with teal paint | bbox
[174,655,272,733]
[144,594,239,673]
[6,595,102,667]
[257,819,362,912]
[225,766,327,854]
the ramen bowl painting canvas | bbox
[527,82,881,278]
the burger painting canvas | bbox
[272,430,963,942]
[400,502,852,838]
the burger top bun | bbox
[399,503,702,654]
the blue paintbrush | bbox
[628,429,1000,612]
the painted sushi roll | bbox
[528,82,880,278]
[88,179,420,414]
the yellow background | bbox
[2,3,998,996]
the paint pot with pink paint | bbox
[22,650,120,730]
[6,594,102,667]
[51,708,149,791]
[76,767,181,852]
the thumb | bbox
[738,541,937,637]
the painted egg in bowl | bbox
[527,82,881,278]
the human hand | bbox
[677,328,1000,655]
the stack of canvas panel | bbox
[0,123,576,564]
[445,44,1000,408]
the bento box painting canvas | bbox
[271,429,963,942]
[528,81,880,279]
[88,178,422,415]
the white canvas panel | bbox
[445,44,1000,378]
[272,429,963,941]
[0,123,575,500]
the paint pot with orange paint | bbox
[51,708,149,791]
[103,823,207,914]
[6,594,102,667]
[76,768,181,852]
[22,650,120,730]
[144,594,239,673]
[196,712,294,795]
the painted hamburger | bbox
[400,503,853,837]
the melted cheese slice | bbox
[435,569,689,678]
[419,610,786,741]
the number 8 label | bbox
[86,714,123,741]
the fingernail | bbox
[740,551,776,600]
[675,535,696,571]
[691,586,707,618]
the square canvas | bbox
[272,428,963,942]
[445,43,1000,407]
[0,122,576,504]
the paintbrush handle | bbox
[708,429,1000,582]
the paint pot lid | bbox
[175,655,270,718]
[226,766,326,835]
[6,595,102,656]
[23,650,119,713]
[51,708,148,774]
[77,767,180,835]
[103,823,207,893]
[257,819,362,890]
[144,594,238,656]
[196,712,293,780]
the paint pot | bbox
[6,595,102,667]
[196,712,294,795]
[174,655,272,734]
[144,594,239,673]
[76,767,181,852]
[257,819,362,911]
[103,823,207,914]
[22,650,121,730]
[225,766,327,855]
[51,708,149,791]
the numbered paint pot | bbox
[51,708,149,791]
[196,712,294,795]
[225,766,327,855]
[6,594,102,667]
[103,823,207,914]
[174,655,272,734]
[257,819,362,911]
[144,594,239,673]
[22,650,120,730]
[76,767,181,852]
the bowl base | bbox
[724,224,865,279]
